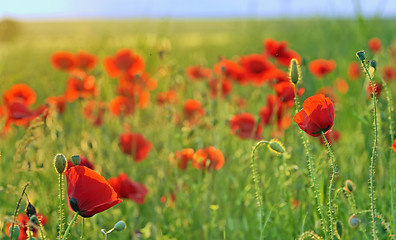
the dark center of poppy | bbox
[69,197,80,213]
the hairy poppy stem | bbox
[250,140,269,240]
[321,131,336,239]
[361,61,378,240]
[62,212,79,240]
[294,85,328,239]
[58,173,65,240]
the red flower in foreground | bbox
[5,213,48,240]
[229,113,263,140]
[392,139,396,154]
[192,147,224,170]
[293,94,335,137]
[119,132,152,162]
[3,84,36,107]
[64,166,122,218]
[103,49,145,78]
[309,59,336,78]
[108,173,148,204]
[368,37,381,54]
[186,65,212,80]
[50,51,78,72]
[319,129,341,145]
[173,148,195,169]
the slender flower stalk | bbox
[321,131,336,239]
[62,212,79,240]
[59,173,65,239]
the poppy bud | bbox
[356,51,366,61]
[71,155,81,166]
[336,220,343,238]
[289,58,301,84]
[267,139,285,154]
[9,225,20,239]
[370,60,377,70]
[114,221,126,231]
[25,202,37,218]
[348,214,360,229]
[54,153,67,174]
[344,179,355,193]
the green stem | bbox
[59,173,64,240]
[62,212,79,240]
[251,140,269,240]
[294,85,328,239]
[361,62,378,240]
[80,218,84,240]
[321,131,336,239]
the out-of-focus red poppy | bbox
[366,81,382,98]
[50,51,78,72]
[368,37,381,54]
[183,99,205,125]
[66,156,95,171]
[186,65,212,81]
[208,78,233,98]
[274,82,304,103]
[108,173,148,204]
[214,59,246,85]
[381,66,396,82]
[77,50,98,70]
[266,69,290,84]
[103,49,145,78]
[393,139,396,154]
[3,84,36,107]
[239,54,275,85]
[192,146,224,170]
[172,148,195,169]
[160,192,176,206]
[157,90,179,105]
[259,95,279,125]
[348,62,361,80]
[64,165,122,218]
[293,94,335,137]
[309,59,336,78]
[82,100,106,126]
[109,96,135,116]
[118,72,157,109]
[335,78,349,94]
[4,100,37,131]
[5,213,48,240]
[46,95,66,114]
[64,75,97,102]
[119,132,152,162]
[229,113,263,140]
[263,38,301,66]
[319,129,341,145]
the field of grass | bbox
[0,17,396,239]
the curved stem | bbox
[321,131,336,239]
[62,212,79,240]
[361,63,378,240]
[294,85,328,239]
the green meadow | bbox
[0,18,396,239]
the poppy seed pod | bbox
[268,139,285,154]
[25,202,37,218]
[71,155,81,166]
[344,180,355,193]
[114,221,126,231]
[348,214,360,229]
[370,60,377,70]
[8,225,20,239]
[356,51,365,62]
[54,153,67,174]
[289,58,301,84]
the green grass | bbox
[0,17,396,239]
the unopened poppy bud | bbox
[267,139,285,154]
[348,214,360,229]
[344,179,355,193]
[289,58,301,84]
[25,202,37,218]
[356,51,365,61]
[114,221,126,231]
[9,225,20,239]
[71,155,81,166]
[54,153,67,174]
[336,220,343,238]
[370,60,377,70]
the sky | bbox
[1,0,395,20]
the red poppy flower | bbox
[393,139,396,154]
[50,51,78,72]
[108,173,148,204]
[64,75,97,102]
[309,59,336,78]
[348,62,361,80]
[381,66,396,82]
[293,94,335,137]
[273,82,304,103]
[368,37,381,54]
[109,96,135,116]
[82,100,106,126]
[208,78,233,98]
[335,78,349,94]
[229,113,263,140]
[263,38,301,66]
[214,59,246,85]
[5,213,48,240]
[186,65,212,81]
[64,165,122,217]
[3,84,36,107]
[103,49,145,78]
[239,54,275,85]
[157,90,179,105]
[366,81,382,98]
[119,132,152,162]
[319,129,341,145]
[118,72,157,109]
[183,99,205,124]
[3,100,37,131]
[66,156,95,171]
[192,147,224,170]
[173,148,195,169]
[259,95,279,125]
[77,50,98,70]
[46,95,67,114]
